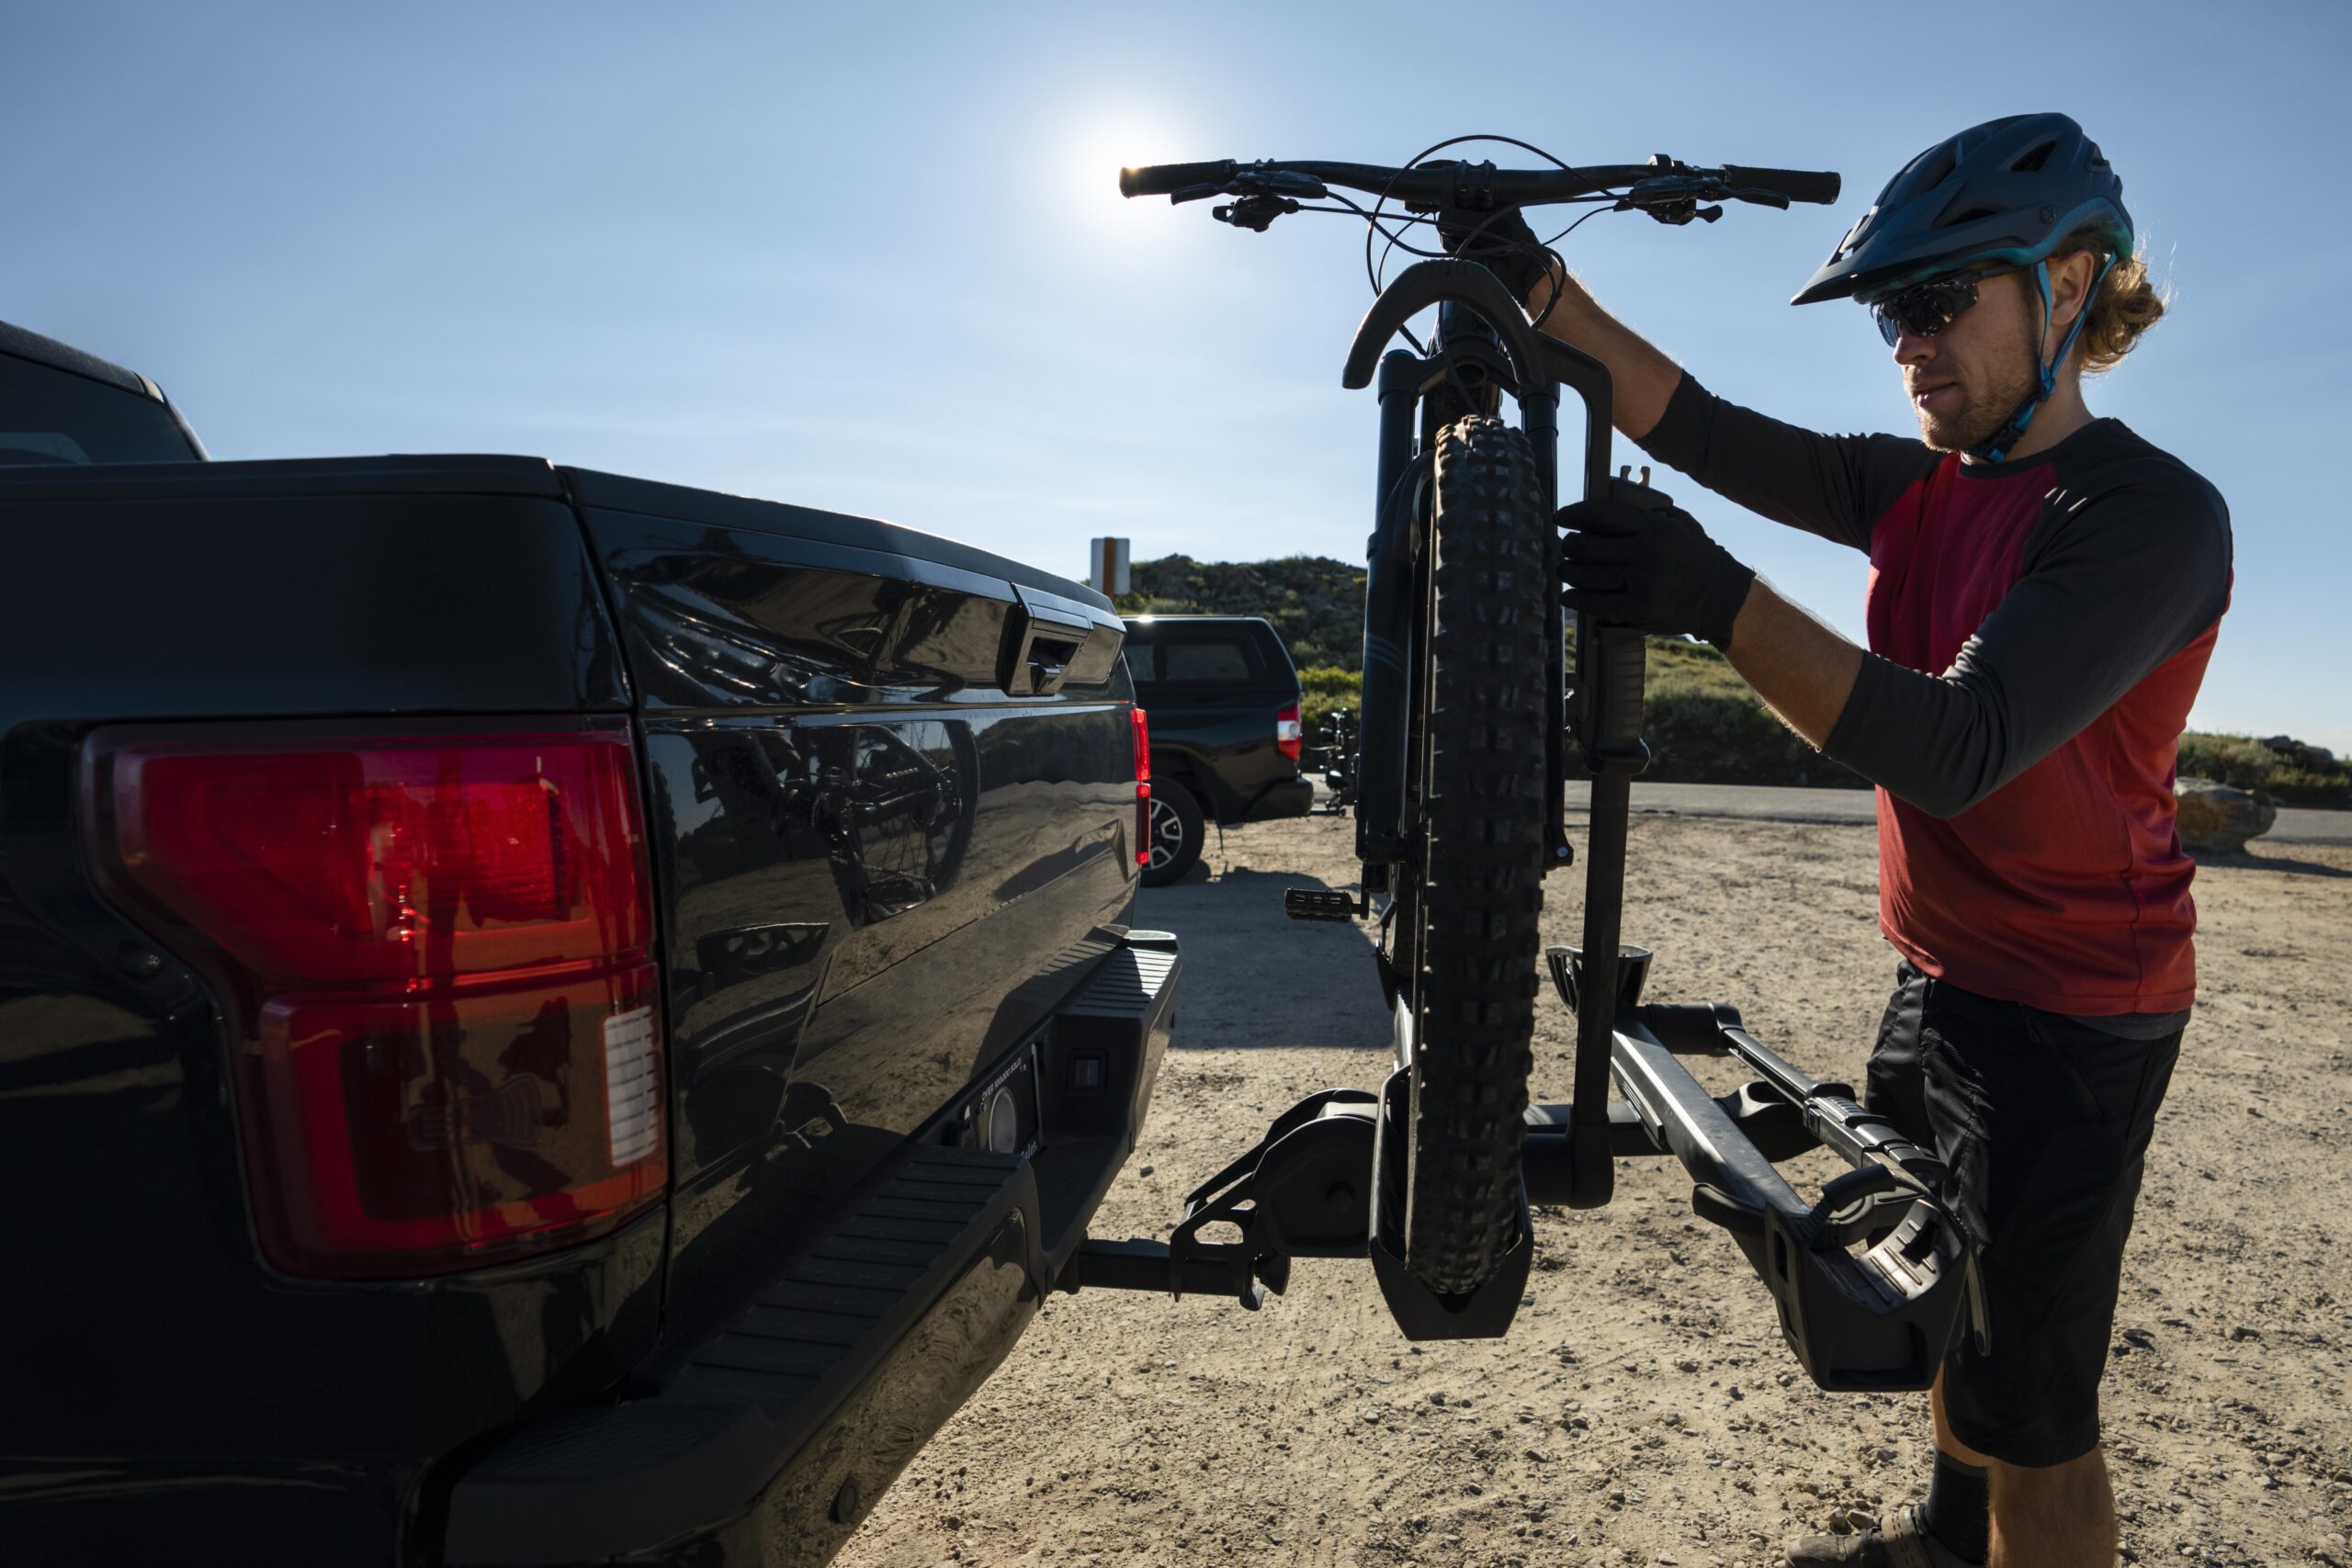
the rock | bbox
[2260,734,2335,769]
[2175,777,2277,853]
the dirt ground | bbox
[839,807,2352,1568]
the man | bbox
[1453,114,2230,1568]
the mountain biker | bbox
[1450,113,2228,1568]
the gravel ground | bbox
[838,811,2352,1568]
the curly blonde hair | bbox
[2057,224,2168,374]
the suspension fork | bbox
[1357,298,1521,874]
[1354,348,1424,888]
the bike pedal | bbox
[1283,888,1363,922]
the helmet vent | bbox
[1935,200,2003,231]
[1914,143,1961,190]
[2009,140,2058,174]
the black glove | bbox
[1559,489,1755,651]
[1436,203,1554,305]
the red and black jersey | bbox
[1638,377,2233,1019]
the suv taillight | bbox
[1131,706,1152,867]
[1276,702,1303,763]
[85,724,665,1279]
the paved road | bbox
[1561,779,2352,843]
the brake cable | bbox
[1208,135,1723,354]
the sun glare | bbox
[1071,114,1195,227]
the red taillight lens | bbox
[1276,702,1303,763]
[111,738,648,986]
[89,726,666,1278]
[1131,706,1151,869]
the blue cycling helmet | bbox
[1792,113,2132,307]
[1795,114,2135,460]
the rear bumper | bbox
[443,931,1180,1567]
[1239,778,1314,823]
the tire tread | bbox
[1404,414,1550,1297]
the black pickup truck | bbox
[0,321,1180,1565]
[1122,615,1313,885]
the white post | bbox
[1088,537,1131,595]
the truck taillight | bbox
[85,724,665,1279]
[1276,702,1303,763]
[1132,706,1151,868]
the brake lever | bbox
[1726,186,1792,210]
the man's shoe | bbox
[1783,1503,1983,1567]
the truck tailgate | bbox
[557,468,1137,1333]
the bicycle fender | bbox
[1340,260,1549,395]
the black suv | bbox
[1124,615,1313,885]
[1,318,207,465]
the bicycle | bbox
[1071,142,1982,1383]
[1308,707,1359,814]
[1119,144,1843,1300]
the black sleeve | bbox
[1823,479,2233,818]
[1634,374,1939,554]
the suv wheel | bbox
[1140,781,1204,886]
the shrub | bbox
[1297,665,1362,732]
[2176,732,2350,807]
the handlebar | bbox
[1117,156,1838,210]
[1120,158,1659,206]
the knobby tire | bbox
[1403,413,1550,1298]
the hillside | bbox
[1116,554,1366,672]
[1118,554,2349,804]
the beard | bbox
[1912,307,2045,454]
[1913,355,2040,453]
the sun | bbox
[1069,113,1199,223]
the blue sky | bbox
[7,1,2346,750]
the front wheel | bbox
[1140,780,1205,886]
[1401,413,1552,1297]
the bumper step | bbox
[445,1146,1037,1565]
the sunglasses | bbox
[1867,267,2009,347]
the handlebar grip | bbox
[1720,165,1841,205]
[1119,160,1238,198]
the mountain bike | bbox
[1118,144,1842,1300]
[1074,143,1980,1382]
[1309,707,1358,814]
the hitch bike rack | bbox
[1061,942,1984,1389]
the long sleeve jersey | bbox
[1635,375,2233,1018]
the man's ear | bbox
[2048,250,2100,331]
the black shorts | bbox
[1864,961,2181,1467]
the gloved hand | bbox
[1436,202,1555,304]
[1559,491,1756,651]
